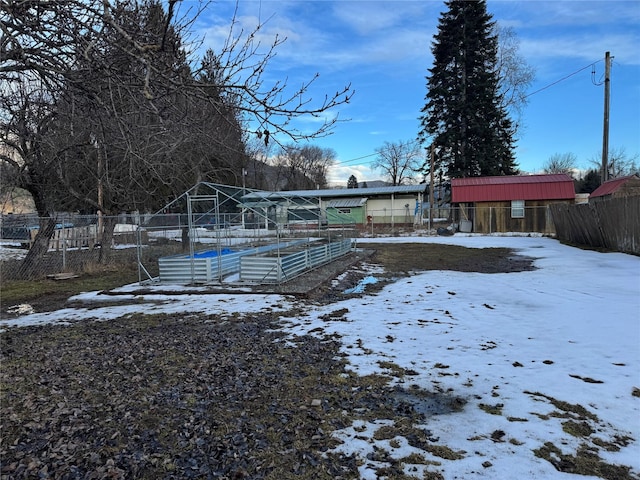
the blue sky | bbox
[191,1,640,185]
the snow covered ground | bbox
[285,236,640,479]
[1,235,639,479]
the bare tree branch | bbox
[543,152,577,176]
[373,140,422,186]
[1,0,353,143]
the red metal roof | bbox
[451,174,575,203]
[589,175,637,198]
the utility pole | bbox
[241,167,247,229]
[429,144,435,232]
[601,51,611,184]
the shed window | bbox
[511,200,525,218]
[337,208,351,214]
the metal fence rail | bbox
[157,240,307,284]
[239,239,353,283]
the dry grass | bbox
[0,266,140,311]
[533,442,637,480]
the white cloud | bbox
[327,163,381,186]
[331,1,429,36]
[521,33,640,67]
[494,0,640,29]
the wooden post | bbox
[602,51,611,183]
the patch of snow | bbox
[1,235,638,479]
[0,244,27,261]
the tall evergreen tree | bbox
[347,175,359,189]
[418,0,518,178]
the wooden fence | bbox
[549,196,640,255]
[31,225,99,250]
[26,224,145,250]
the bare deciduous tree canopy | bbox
[589,147,639,179]
[1,0,354,212]
[270,144,336,191]
[495,25,535,138]
[1,1,353,140]
[373,140,422,186]
[543,152,578,176]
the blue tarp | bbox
[344,276,378,294]
[191,248,235,259]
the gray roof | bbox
[242,184,425,201]
[326,198,368,208]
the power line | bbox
[333,151,378,166]
[332,138,423,167]
[334,60,607,168]
[524,59,603,99]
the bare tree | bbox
[589,147,639,179]
[373,140,422,186]
[0,78,58,215]
[495,25,535,138]
[1,0,353,273]
[2,1,353,141]
[30,1,234,218]
[244,136,275,190]
[0,78,68,273]
[270,148,308,191]
[299,145,336,189]
[1,0,353,207]
[543,153,578,176]
[271,144,336,191]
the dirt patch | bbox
[2,241,633,480]
[279,242,535,301]
[0,313,423,479]
[363,242,535,275]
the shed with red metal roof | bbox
[589,174,640,201]
[452,174,575,203]
[450,174,576,234]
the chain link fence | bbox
[2,203,565,283]
[1,213,171,281]
[0,213,360,282]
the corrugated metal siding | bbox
[239,239,352,283]
[452,174,575,202]
[242,184,425,201]
[158,240,306,284]
[326,198,367,208]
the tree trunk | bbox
[181,226,189,252]
[17,217,57,280]
[98,215,117,264]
